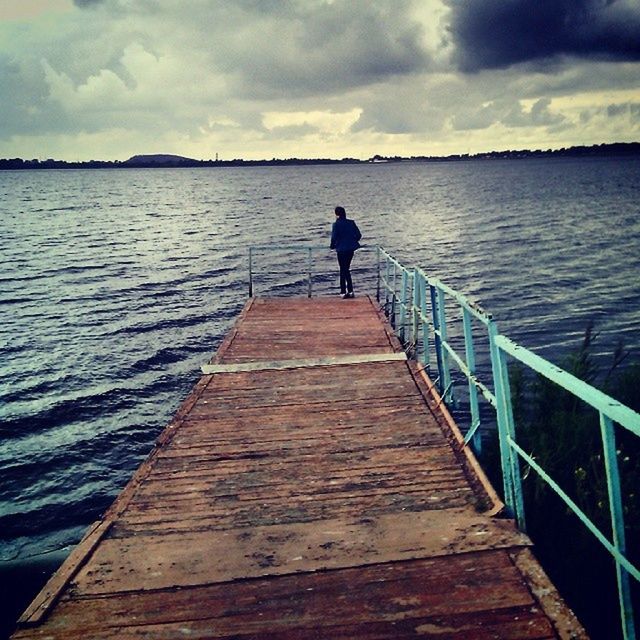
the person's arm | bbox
[353,221,362,242]
[330,221,337,249]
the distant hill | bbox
[124,154,197,165]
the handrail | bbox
[493,335,639,640]
[374,248,638,640]
[495,335,640,434]
[379,253,493,453]
[378,247,413,342]
[248,243,639,639]
[248,244,374,297]
[248,244,328,298]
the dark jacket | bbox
[330,217,362,252]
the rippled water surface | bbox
[1,159,639,566]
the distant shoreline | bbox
[1,142,639,170]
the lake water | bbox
[1,158,639,630]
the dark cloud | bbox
[0,55,69,140]
[203,0,431,97]
[68,1,431,98]
[608,103,628,117]
[445,0,640,72]
[350,86,447,134]
[451,97,566,130]
[580,101,640,126]
[607,102,640,119]
[510,61,640,100]
[505,97,566,127]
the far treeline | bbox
[1,142,639,170]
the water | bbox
[0,158,639,629]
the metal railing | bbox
[375,247,639,640]
[378,248,497,453]
[493,335,639,640]
[377,247,413,343]
[249,245,327,298]
[249,244,378,298]
[413,267,498,454]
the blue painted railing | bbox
[377,247,639,640]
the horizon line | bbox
[1,141,639,167]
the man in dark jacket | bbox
[330,206,361,298]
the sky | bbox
[1,0,639,161]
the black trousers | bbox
[337,250,354,293]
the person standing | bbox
[330,206,361,298]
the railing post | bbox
[249,247,254,297]
[391,260,398,327]
[601,413,636,640]
[411,268,419,357]
[390,294,396,329]
[462,307,482,453]
[489,322,514,513]
[307,247,313,298]
[436,287,453,405]
[420,273,429,370]
[384,254,391,315]
[399,269,409,345]
[376,246,381,302]
[430,284,444,388]
[498,345,526,531]
[489,325,526,529]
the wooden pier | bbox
[13,296,586,639]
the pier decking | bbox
[13,296,585,639]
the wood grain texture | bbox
[12,295,585,639]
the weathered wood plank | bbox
[111,492,480,538]
[132,467,468,500]
[72,510,530,596]
[202,352,406,374]
[17,520,110,626]
[167,421,445,449]
[150,443,455,476]
[181,393,433,423]
[202,359,413,389]
[13,553,554,640]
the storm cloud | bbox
[446,0,640,72]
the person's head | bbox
[335,206,346,219]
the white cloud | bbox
[43,60,126,108]
[263,109,362,135]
